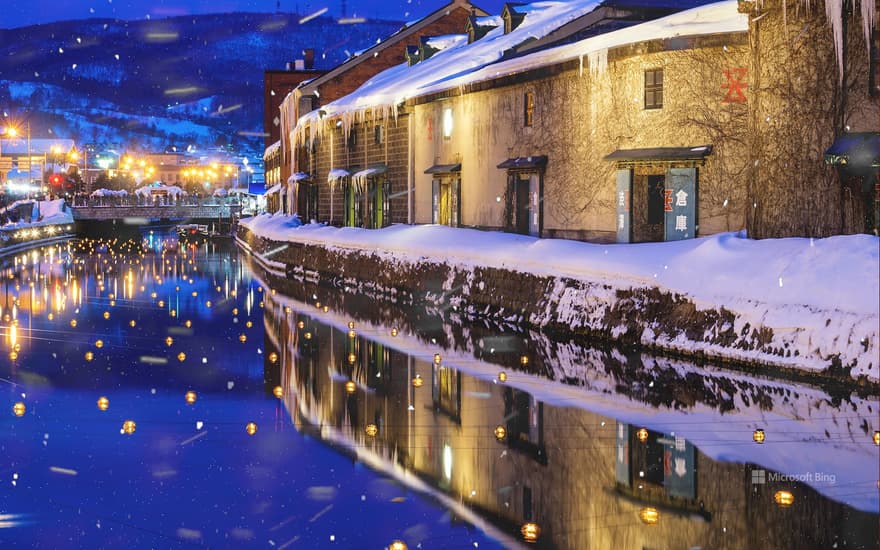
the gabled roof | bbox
[297,0,488,97]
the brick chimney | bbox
[304,48,315,70]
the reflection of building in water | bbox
[261,295,878,549]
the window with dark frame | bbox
[644,68,664,109]
[524,91,535,127]
[346,129,357,151]
[374,125,384,145]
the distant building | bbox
[1,138,76,189]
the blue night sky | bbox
[3,0,506,29]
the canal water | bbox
[1,233,877,549]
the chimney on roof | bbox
[288,60,306,71]
[304,48,315,69]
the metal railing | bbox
[70,195,243,208]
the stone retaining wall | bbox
[237,226,877,387]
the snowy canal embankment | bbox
[237,215,879,384]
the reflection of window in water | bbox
[366,341,392,392]
[503,388,546,463]
[432,365,461,422]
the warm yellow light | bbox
[245,422,258,436]
[9,351,18,361]
[206,301,212,307]
[177,352,186,362]
[753,429,766,444]
[348,352,357,364]
[129,320,136,327]
[272,386,283,398]
[774,490,795,507]
[390,327,398,337]
[494,425,506,441]
[158,300,165,308]
[185,320,192,328]
[498,372,507,382]
[103,311,110,320]
[268,352,278,363]
[345,381,356,394]
[412,375,424,388]
[348,330,356,338]
[239,334,247,343]
[389,541,407,550]
[433,353,441,364]
[873,431,879,446]
[185,390,197,404]
[297,320,305,329]
[348,321,355,330]
[521,522,540,542]
[12,402,26,417]
[165,336,173,347]
[637,428,649,443]
[97,396,109,411]
[304,332,312,340]
[70,319,77,328]
[232,308,239,315]
[245,321,252,328]
[520,355,529,366]
[95,339,104,348]
[639,507,660,525]
[85,351,94,361]
[365,423,378,437]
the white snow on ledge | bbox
[239,216,880,380]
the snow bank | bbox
[239,218,879,380]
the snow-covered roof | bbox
[134,184,187,197]
[263,140,282,158]
[327,168,350,182]
[423,34,468,51]
[472,15,503,27]
[296,1,746,138]
[90,188,129,197]
[265,183,282,195]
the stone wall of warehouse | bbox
[237,226,878,386]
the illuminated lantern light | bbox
[390,327,398,337]
[216,286,221,292]
[433,353,441,365]
[150,292,157,299]
[257,287,263,293]
[205,301,212,308]
[170,310,177,318]
[873,431,879,446]
[191,291,198,297]
[753,429,766,444]
[85,351,94,361]
[268,352,278,363]
[639,507,660,525]
[412,375,424,388]
[348,321,355,330]
[122,420,136,435]
[158,300,165,308]
[129,320,136,327]
[348,330,356,338]
[165,336,174,347]
[304,332,312,340]
[48,313,54,321]
[273,386,283,399]
[239,334,247,343]
[259,301,264,308]
[70,319,77,328]
[297,321,305,329]
[12,402,26,417]
[97,396,109,411]
[494,425,506,441]
[245,422,258,436]
[521,522,540,543]
[345,381,356,394]
[103,311,110,320]
[498,372,507,382]
[284,306,291,314]
[185,320,192,328]
[245,321,252,328]
[365,423,378,437]
[232,308,238,315]
[389,541,407,550]
[348,352,357,364]
[315,301,322,309]
[322,305,329,313]
[9,351,18,361]
[774,490,795,507]
[185,391,197,404]
[637,428,649,443]
[520,355,529,366]
[95,340,104,349]
[109,300,116,307]
[177,352,186,362]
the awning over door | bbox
[604,145,713,165]
[288,172,310,184]
[424,163,461,174]
[352,164,387,192]
[824,132,879,171]
[497,155,547,170]
[327,168,350,187]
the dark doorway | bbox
[516,175,530,235]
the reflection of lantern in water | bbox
[297,321,305,329]
[150,292,157,299]
[206,301,212,308]
[232,308,238,315]
[753,429,765,444]
[348,352,357,364]
[389,541,407,550]
[873,431,879,446]
[9,351,18,361]
[12,402,26,417]
[170,309,177,318]
[269,352,278,363]
[97,396,109,411]
[48,313,54,321]
[639,507,660,525]
[494,425,506,441]
[774,490,794,507]
[70,319,77,328]
[637,428,649,443]
[177,352,186,362]
[520,355,529,366]
[165,336,173,347]
[103,311,110,320]
[521,522,540,542]
[365,424,378,437]
[498,372,507,382]
[434,353,441,364]
[185,320,192,328]
[273,386,283,398]
[390,327,398,337]
[191,291,198,297]
[158,300,165,308]
[129,320,136,327]
[122,420,136,435]
[245,422,258,436]
[239,334,247,343]
[95,340,104,348]
[85,351,94,361]
[412,375,424,388]
[345,381,356,394]
[245,321,252,328]
[185,391,197,404]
